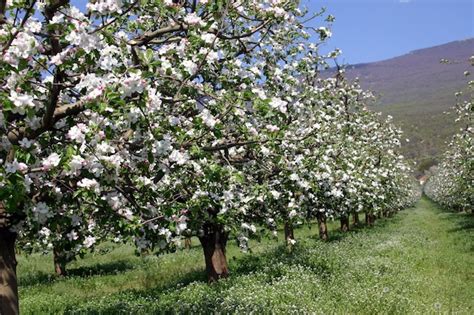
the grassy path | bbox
[389,197,473,311]
[19,197,473,314]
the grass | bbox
[18,197,473,314]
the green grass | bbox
[18,197,473,314]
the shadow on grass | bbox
[57,214,402,314]
[77,217,395,294]
[424,195,472,227]
[19,271,55,287]
[19,260,136,287]
[445,213,474,233]
[444,212,474,252]
[326,215,396,242]
[426,198,474,252]
[64,267,207,314]
[430,198,474,233]
[67,260,137,277]
[62,218,389,314]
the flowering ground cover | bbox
[18,197,473,314]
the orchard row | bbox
[0,1,419,313]
[425,61,473,212]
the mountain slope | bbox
[341,38,473,170]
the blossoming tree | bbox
[0,0,421,313]
[0,0,339,311]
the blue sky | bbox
[69,0,472,65]
[303,0,473,64]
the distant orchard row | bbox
[425,60,473,212]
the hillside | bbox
[341,38,473,171]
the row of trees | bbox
[0,1,418,313]
[425,59,473,212]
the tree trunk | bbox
[285,221,295,245]
[340,214,349,232]
[53,248,68,277]
[284,221,295,250]
[199,222,229,282]
[366,213,375,227]
[184,237,192,250]
[316,212,328,241]
[0,227,19,315]
[377,212,382,219]
[352,212,360,226]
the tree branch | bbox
[7,99,89,144]
[41,0,70,128]
[1,0,36,53]
[0,0,6,25]
[128,24,186,46]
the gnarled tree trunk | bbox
[340,214,349,232]
[0,224,19,315]
[1,152,20,314]
[316,212,328,241]
[199,222,229,282]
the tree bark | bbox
[284,221,295,250]
[184,237,192,250]
[366,213,375,227]
[285,221,295,252]
[352,212,360,226]
[316,212,328,241]
[340,214,349,232]
[199,222,229,282]
[0,227,19,315]
[53,248,68,277]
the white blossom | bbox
[269,97,288,113]
[83,236,96,248]
[169,150,189,165]
[8,91,35,115]
[77,178,100,192]
[42,153,61,170]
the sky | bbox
[304,0,474,64]
[70,0,473,65]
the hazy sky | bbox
[304,0,473,64]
